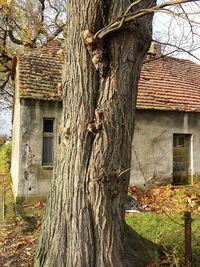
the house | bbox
[11,41,200,202]
[131,45,200,186]
[11,40,63,202]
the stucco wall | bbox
[12,99,62,201]
[11,66,21,197]
[130,110,200,186]
[11,95,21,197]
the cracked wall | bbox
[11,98,62,202]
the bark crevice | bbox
[35,1,156,266]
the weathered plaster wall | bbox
[11,69,22,197]
[131,110,200,186]
[14,99,62,201]
[11,98,21,196]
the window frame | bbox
[42,118,54,166]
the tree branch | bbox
[153,39,200,62]
[94,0,199,39]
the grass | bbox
[126,213,200,266]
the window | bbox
[173,134,192,184]
[173,134,190,148]
[42,119,54,165]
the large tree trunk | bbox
[35,1,156,266]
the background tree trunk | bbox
[35,1,156,266]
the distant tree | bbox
[0,136,5,145]
[34,1,200,267]
[0,133,7,145]
[0,142,11,173]
[0,0,66,109]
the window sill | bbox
[41,165,53,170]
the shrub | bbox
[0,142,12,173]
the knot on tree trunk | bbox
[81,30,108,78]
[86,108,104,134]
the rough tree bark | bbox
[35,1,156,266]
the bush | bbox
[0,142,12,173]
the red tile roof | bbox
[137,56,200,112]
[17,39,63,101]
[17,42,200,111]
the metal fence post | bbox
[184,211,192,266]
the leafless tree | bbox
[0,0,66,109]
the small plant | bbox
[0,142,12,173]
[162,244,184,267]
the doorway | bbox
[173,134,193,185]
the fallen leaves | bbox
[0,174,45,266]
[0,222,40,267]
[15,238,34,251]
[34,201,46,210]
[128,182,200,215]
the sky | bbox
[0,0,200,137]
[153,1,200,63]
[0,109,12,136]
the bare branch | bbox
[95,0,200,39]
[153,39,200,62]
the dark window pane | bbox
[173,136,177,147]
[179,136,185,146]
[42,136,53,164]
[44,120,53,133]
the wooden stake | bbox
[184,211,192,266]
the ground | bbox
[1,174,200,266]
[0,174,43,267]
[0,218,41,267]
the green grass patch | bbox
[0,143,11,174]
[126,213,200,265]
[0,174,15,222]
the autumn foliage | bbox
[129,183,200,215]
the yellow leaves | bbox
[0,0,11,7]
[6,0,11,6]
[129,183,200,215]
[18,26,33,44]
[57,49,64,60]
[22,40,28,45]
[0,0,32,41]
[21,23,26,30]
[26,29,32,38]
[15,11,21,19]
